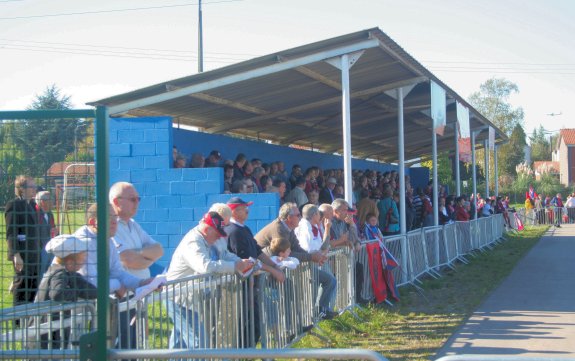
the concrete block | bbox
[157,195,181,208]
[171,181,196,195]
[195,180,221,194]
[145,129,169,142]
[155,142,170,155]
[138,196,156,210]
[108,157,120,170]
[169,234,184,248]
[144,209,169,222]
[205,167,223,180]
[180,194,207,208]
[138,222,157,235]
[207,194,234,205]
[109,170,131,184]
[130,169,157,182]
[256,220,273,234]
[131,143,156,156]
[169,208,195,221]
[182,168,208,181]
[110,143,131,157]
[153,235,169,247]
[156,222,181,235]
[180,222,196,234]
[119,157,143,170]
[157,169,182,181]
[144,156,168,169]
[246,206,269,220]
[145,182,170,196]
[110,118,133,131]
[131,183,145,196]
[154,117,172,129]
[245,220,258,230]
[118,130,144,143]
[129,118,161,130]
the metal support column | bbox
[471,131,477,219]
[398,87,406,235]
[432,131,439,226]
[484,139,489,198]
[494,144,499,196]
[454,124,461,196]
[340,54,353,205]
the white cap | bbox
[45,235,89,258]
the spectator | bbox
[110,182,164,279]
[454,196,470,221]
[5,175,40,305]
[231,179,247,194]
[35,190,58,280]
[172,146,178,164]
[356,191,378,238]
[566,193,575,223]
[269,237,299,270]
[166,211,254,349]
[225,197,285,347]
[243,178,256,194]
[550,193,564,228]
[260,175,273,193]
[289,165,303,190]
[269,179,287,205]
[34,235,97,351]
[255,203,336,319]
[319,177,337,205]
[411,188,423,229]
[233,153,247,181]
[188,153,205,168]
[307,189,320,206]
[284,176,308,209]
[174,154,186,168]
[438,197,453,225]
[252,167,266,192]
[223,164,234,193]
[204,150,222,167]
[377,184,400,236]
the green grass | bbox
[292,226,549,361]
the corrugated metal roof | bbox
[90,27,506,163]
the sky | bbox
[1,0,574,140]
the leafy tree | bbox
[12,85,87,178]
[498,124,527,177]
[530,125,551,162]
[468,78,525,136]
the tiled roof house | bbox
[555,129,575,186]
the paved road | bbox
[436,224,575,359]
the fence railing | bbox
[0,214,511,360]
[513,207,575,226]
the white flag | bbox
[431,81,446,136]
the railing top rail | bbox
[436,355,575,361]
[108,348,390,361]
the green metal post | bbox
[80,105,110,361]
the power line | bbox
[424,60,575,66]
[0,0,242,20]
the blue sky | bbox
[1,0,573,138]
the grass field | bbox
[293,225,548,361]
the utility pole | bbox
[198,0,204,73]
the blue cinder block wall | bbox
[108,116,279,268]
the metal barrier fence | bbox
[1,212,509,360]
[516,207,575,226]
[436,356,575,361]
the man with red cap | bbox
[166,211,254,350]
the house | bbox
[553,129,575,187]
[533,161,559,181]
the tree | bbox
[468,78,525,136]
[498,124,527,176]
[530,125,551,162]
[12,85,88,178]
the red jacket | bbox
[455,205,470,221]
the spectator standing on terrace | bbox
[307,189,320,206]
[35,190,58,280]
[255,203,336,319]
[188,153,205,168]
[295,204,337,316]
[110,182,164,279]
[174,154,186,168]
[225,197,285,346]
[566,193,575,223]
[481,198,493,217]
[253,167,266,192]
[285,176,308,209]
[289,164,303,189]
[270,179,287,205]
[411,188,423,229]
[319,177,337,205]
[5,175,40,305]
[378,184,400,236]
[166,212,254,349]
[223,164,234,193]
[526,184,538,203]
[231,179,247,194]
[204,150,222,167]
[233,153,247,181]
[356,190,378,239]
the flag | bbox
[514,213,524,231]
[489,126,495,150]
[457,101,472,163]
[431,81,446,136]
[381,244,399,270]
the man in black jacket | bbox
[4,175,40,305]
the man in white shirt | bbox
[109,182,164,279]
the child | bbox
[269,238,299,270]
[363,213,384,241]
[33,234,98,350]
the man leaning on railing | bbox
[165,212,254,350]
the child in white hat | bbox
[33,234,98,350]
